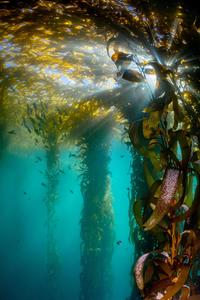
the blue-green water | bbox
[0,137,134,300]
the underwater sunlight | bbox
[0,1,200,300]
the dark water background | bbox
[0,137,134,300]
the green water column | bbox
[45,135,60,292]
[79,120,115,300]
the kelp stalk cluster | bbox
[79,120,115,300]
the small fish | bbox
[126,187,130,191]
[59,169,65,174]
[41,182,47,187]
[116,240,122,245]
[8,130,16,134]
[120,155,125,158]
[70,189,74,194]
[23,191,27,195]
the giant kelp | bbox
[79,122,114,300]
[1,1,200,299]
[66,100,123,300]
[73,1,200,298]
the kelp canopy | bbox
[1,0,200,299]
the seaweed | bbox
[78,113,115,300]
[1,1,200,299]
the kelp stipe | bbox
[78,117,115,300]
[26,105,62,297]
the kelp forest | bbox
[0,0,200,299]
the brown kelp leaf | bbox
[144,263,154,284]
[135,253,151,291]
[143,111,161,139]
[180,285,190,300]
[157,260,173,278]
[143,159,156,188]
[148,278,173,295]
[161,265,190,300]
[144,168,180,230]
[180,230,197,257]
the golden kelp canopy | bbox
[0,0,128,150]
[0,1,118,101]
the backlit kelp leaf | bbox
[184,174,196,207]
[135,253,151,291]
[144,168,180,230]
[122,69,144,83]
[177,131,191,168]
[161,264,190,300]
